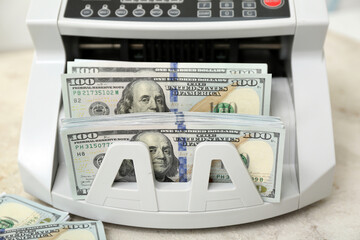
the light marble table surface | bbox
[0,32,359,239]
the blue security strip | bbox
[175,112,185,127]
[170,88,178,103]
[0,228,4,233]
[179,157,187,182]
[169,62,179,103]
[177,137,187,150]
[175,112,187,182]
[170,62,179,73]
[170,72,178,79]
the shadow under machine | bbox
[19,0,335,229]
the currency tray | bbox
[49,77,299,228]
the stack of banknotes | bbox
[60,60,285,203]
[0,194,107,240]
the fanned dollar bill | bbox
[0,194,69,230]
[60,112,285,202]
[0,221,106,240]
[68,61,267,75]
[61,73,272,118]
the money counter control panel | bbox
[64,0,290,21]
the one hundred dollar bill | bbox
[68,61,268,75]
[61,73,272,118]
[0,221,106,240]
[0,194,69,230]
[60,113,285,202]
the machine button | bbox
[133,4,146,17]
[220,1,234,9]
[197,10,212,18]
[80,5,93,17]
[262,0,284,9]
[98,5,111,17]
[115,5,128,17]
[242,2,256,9]
[198,2,212,9]
[168,5,181,17]
[150,5,163,17]
[242,10,257,17]
[220,10,234,17]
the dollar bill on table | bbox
[61,73,272,118]
[0,221,106,240]
[67,60,268,75]
[60,112,285,202]
[0,194,69,230]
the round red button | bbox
[262,0,283,8]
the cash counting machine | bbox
[19,0,335,228]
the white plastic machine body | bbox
[19,0,335,228]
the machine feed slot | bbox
[62,36,292,77]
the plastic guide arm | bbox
[86,141,263,212]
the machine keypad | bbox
[167,5,181,17]
[220,10,234,17]
[150,5,163,17]
[69,0,290,21]
[261,0,284,9]
[220,1,234,9]
[133,5,146,17]
[242,2,256,9]
[242,10,257,17]
[80,5,94,17]
[115,5,128,17]
[121,0,184,2]
[198,2,212,9]
[197,10,212,18]
[98,5,111,17]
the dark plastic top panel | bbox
[64,0,290,21]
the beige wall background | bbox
[0,0,32,51]
[336,0,360,9]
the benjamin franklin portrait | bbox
[114,79,170,114]
[117,131,179,182]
